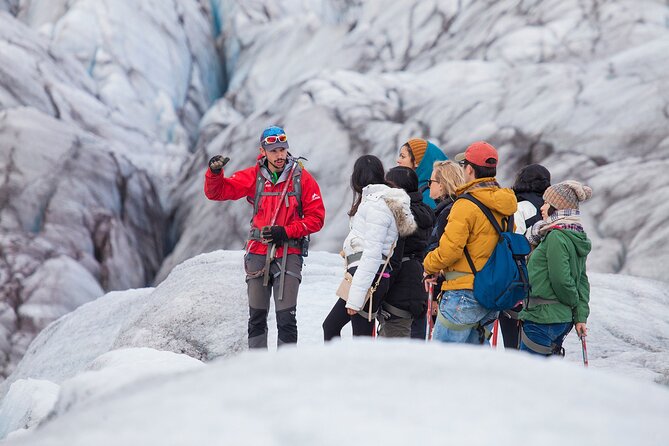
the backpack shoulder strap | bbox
[458,193,512,234]
[252,160,304,219]
[292,163,304,218]
[252,170,266,218]
[457,193,513,275]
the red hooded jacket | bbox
[204,157,325,257]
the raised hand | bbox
[208,155,230,174]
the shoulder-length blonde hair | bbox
[432,160,465,200]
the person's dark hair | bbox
[385,166,418,193]
[512,164,551,194]
[547,205,558,217]
[462,160,496,179]
[349,155,386,216]
[402,144,416,164]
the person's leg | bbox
[410,314,427,339]
[402,260,428,339]
[351,277,389,336]
[245,254,272,349]
[432,290,494,344]
[433,291,466,343]
[550,322,574,356]
[323,298,350,341]
[272,254,302,347]
[350,312,374,336]
[433,319,474,343]
[519,321,573,356]
[498,311,520,349]
[383,260,425,339]
[519,321,549,356]
[465,312,498,345]
[378,315,413,338]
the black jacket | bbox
[386,191,435,316]
[424,198,454,256]
[390,191,435,269]
[515,191,543,229]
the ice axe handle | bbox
[579,335,589,367]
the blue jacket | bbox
[415,141,447,208]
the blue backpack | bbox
[459,194,531,311]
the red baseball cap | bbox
[454,141,498,167]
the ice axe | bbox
[426,283,435,341]
[579,334,589,367]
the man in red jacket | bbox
[204,125,325,349]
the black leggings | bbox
[323,276,389,340]
[498,305,523,349]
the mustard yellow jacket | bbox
[423,178,517,291]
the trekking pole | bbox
[491,319,499,348]
[426,283,434,341]
[579,334,589,367]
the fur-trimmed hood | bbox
[362,184,417,236]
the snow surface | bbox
[0,251,667,442]
[0,378,57,438]
[2,343,669,445]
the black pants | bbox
[498,306,522,349]
[384,259,427,339]
[411,315,427,339]
[323,270,389,340]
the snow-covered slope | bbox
[2,343,669,445]
[3,251,668,392]
[0,251,667,441]
[0,0,223,377]
[0,251,341,395]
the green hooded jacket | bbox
[519,229,591,324]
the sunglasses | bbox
[263,134,287,145]
[427,179,438,186]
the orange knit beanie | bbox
[406,138,428,165]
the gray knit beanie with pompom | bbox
[543,180,592,210]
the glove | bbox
[208,155,230,174]
[261,225,288,245]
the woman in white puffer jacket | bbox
[323,155,417,339]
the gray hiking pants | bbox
[378,317,413,338]
[245,253,303,349]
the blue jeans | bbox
[432,290,498,344]
[520,321,573,356]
